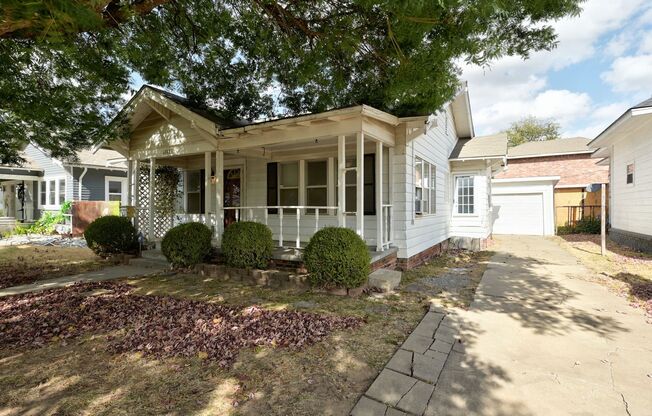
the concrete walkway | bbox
[0,264,168,297]
[352,236,652,416]
[428,236,652,416]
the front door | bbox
[223,168,241,228]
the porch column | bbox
[215,150,224,241]
[337,135,346,227]
[356,132,364,238]
[148,157,155,240]
[388,147,394,245]
[327,157,335,216]
[375,141,383,251]
[126,159,133,207]
[133,160,140,231]
[204,151,212,228]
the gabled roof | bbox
[71,148,127,169]
[449,132,507,160]
[508,137,592,159]
[633,97,652,109]
[143,85,249,129]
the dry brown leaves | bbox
[0,282,363,366]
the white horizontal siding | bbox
[396,108,458,259]
[611,132,652,235]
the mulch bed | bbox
[0,282,363,366]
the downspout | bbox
[78,167,88,201]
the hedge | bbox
[221,221,273,269]
[84,216,137,257]
[161,222,213,268]
[304,227,370,289]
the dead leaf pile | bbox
[0,282,363,365]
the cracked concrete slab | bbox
[425,236,652,416]
[365,369,418,407]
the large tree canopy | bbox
[0,0,584,165]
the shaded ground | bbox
[0,250,490,416]
[557,234,652,319]
[0,245,105,289]
[428,236,652,416]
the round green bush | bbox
[161,222,213,268]
[221,221,273,269]
[84,215,137,257]
[304,227,371,289]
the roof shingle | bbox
[449,133,508,160]
[508,137,592,158]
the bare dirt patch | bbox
[0,245,105,289]
[557,234,652,319]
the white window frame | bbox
[626,162,635,185]
[184,170,202,214]
[305,159,328,214]
[105,176,128,205]
[278,161,300,208]
[415,157,437,216]
[453,175,476,216]
[38,176,66,210]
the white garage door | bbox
[492,193,544,235]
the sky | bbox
[462,0,652,139]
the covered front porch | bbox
[113,87,418,252]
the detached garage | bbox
[491,177,559,236]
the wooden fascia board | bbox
[145,98,171,121]
[362,117,396,147]
[219,106,364,136]
[217,117,363,151]
[129,140,217,160]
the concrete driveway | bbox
[427,236,652,416]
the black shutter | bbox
[267,162,278,214]
[364,154,376,215]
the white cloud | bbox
[462,0,649,135]
[638,31,652,53]
[473,89,592,135]
[564,101,629,138]
[601,54,652,92]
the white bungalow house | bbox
[101,84,506,269]
[589,97,652,253]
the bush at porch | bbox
[84,216,137,257]
[304,227,370,289]
[161,222,213,268]
[222,221,273,269]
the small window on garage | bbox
[626,163,634,185]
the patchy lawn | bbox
[0,245,106,289]
[557,234,652,319]
[0,249,490,416]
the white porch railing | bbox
[123,204,394,251]
[224,205,338,248]
[381,204,393,251]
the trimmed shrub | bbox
[304,227,370,289]
[84,216,137,257]
[556,217,602,235]
[574,217,601,234]
[221,221,274,269]
[161,222,213,268]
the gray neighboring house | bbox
[0,143,127,229]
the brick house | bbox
[493,137,609,229]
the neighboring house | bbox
[0,144,127,227]
[589,98,652,253]
[101,84,508,270]
[493,137,609,234]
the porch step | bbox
[368,268,402,292]
[141,249,167,262]
[129,257,170,269]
